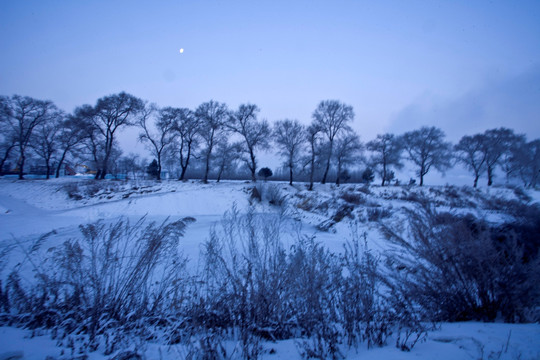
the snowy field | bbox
[0,177,539,359]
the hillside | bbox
[0,178,539,360]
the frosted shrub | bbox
[380,202,540,323]
[290,237,343,359]
[3,216,193,348]
[339,234,389,348]
[199,205,287,359]
[254,183,287,207]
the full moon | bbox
[179,48,184,54]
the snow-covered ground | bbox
[1,322,538,360]
[0,177,539,359]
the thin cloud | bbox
[388,65,540,141]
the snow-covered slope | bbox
[0,178,539,360]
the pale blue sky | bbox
[1,0,539,144]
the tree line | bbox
[1,93,538,188]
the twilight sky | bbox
[1,0,540,148]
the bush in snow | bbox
[380,202,540,323]
[198,205,287,358]
[6,195,537,357]
[2,216,193,352]
[338,234,390,349]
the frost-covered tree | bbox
[117,153,145,180]
[172,108,201,181]
[500,132,527,184]
[510,139,540,188]
[229,104,271,182]
[0,98,17,175]
[273,119,306,185]
[214,139,242,182]
[306,124,322,191]
[401,126,452,186]
[73,105,107,177]
[54,115,87,178]
[312,100,354,184]
[334,132,363,186]
[455,134,486,188]
[195,100,229,183]
[93,92,144,179]
[480,127,523,186]
[366,133,403,186]
[75,92,144,179]
[137,103,177,181]
[31,111,63,179]
[1,95,58,179]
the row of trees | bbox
[1,93,539,188]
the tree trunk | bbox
[179,166,187,181]
[419,162,425,186]
[250,150,257,182]
[100,136,113,180]
[180,142,194,181]
[156,154,162,181]
[0,144,14,175]
[56,148,69,178]
[289,164,293,186]
[18,153,25,180]
[309,143,316,191]
[321,142,333,184]
[309,162,315,191]
[203,153,210,184]
[473,175,479,188]
[217,166,223,182]
[487,166,493,186]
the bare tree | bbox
[524,140,540,188]
[105,144,124,179]
[510,139,540,188]
[0,137,16,175]
[480,128,522,186]
[306,124,322,191]
[117,153,144,181]
[366,134,403,186]
[54,115,87,178]
[171,107,200,181]
[401,126,452,186]
[334,132,363,186]
[454,134,486,188]
[229,104,270,182]
[88,92,144,179]
[0,97,17,175]
[214,139,242,182]
[500,133,527,184]
[137,103,177,181]
[1,95,58,179]
[195,100,229,183]
[273,119,306,185]
[73,105,106,178]
[31,111,63,179]
[312,100,354,184]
